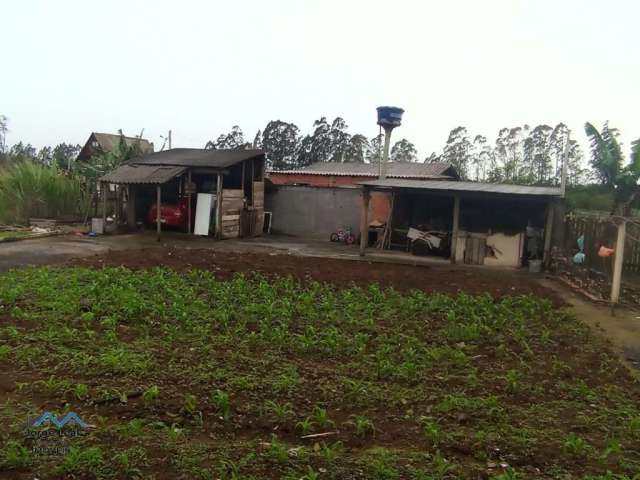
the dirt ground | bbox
[71,246,565,305]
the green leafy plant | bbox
[266,435,289,464]
[211,389,232,421]
[0,440,32,469]
[504,369,522,394]
[419,416,444,446]
[352,415,375,437]
[264,400,293,424]
[563,432,591,458]
[318,441,342,465]
[142,385,160,406]
[310,405,335,429]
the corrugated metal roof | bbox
[360,179,563,197]
[270,161,456,179]
[100,165,186,184]
[131,148,265,169]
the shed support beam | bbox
[215,174,223,239]
[450,195,461,263]
[543,201,554,268]
[126,185,136,229]
[187,171,192,234]
[156,184,161,241]
[611,219,626,307]
[359,189,370,256]
[101,182,107,229]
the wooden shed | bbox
[99,148,266,239]
[358,179,564,268]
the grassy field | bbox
[1,266,639,479]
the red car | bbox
[146,197,189,229]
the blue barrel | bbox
[376,106,404,128]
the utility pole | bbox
[168,130,172,150]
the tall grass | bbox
[0,161,88,225]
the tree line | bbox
[206,117,591,186]
[1,113,637,193]
[0,116,81,170]
[205,117,419,169]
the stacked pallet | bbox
[221,189,243,239]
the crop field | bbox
[1,258,640,479]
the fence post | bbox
[611,218,626,307]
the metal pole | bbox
[380,127,392,180]
[168,130,172,150]
[156,184,161,241]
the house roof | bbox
[270,162,457,179]
[92,132,154,153]
[130,148,265,169]
[360,179,563,197]
[77,132,154,161]
[100,165,186,185]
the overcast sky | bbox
[2,0,638,159]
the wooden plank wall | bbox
[221,189,243,239]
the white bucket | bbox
[91,218,104,234]
[528,259,542,273]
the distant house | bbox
[268,161,459,187]
[77,132,154,162]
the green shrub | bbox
[0,161,88,224]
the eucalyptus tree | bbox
[261,120,300,170]
[442,126,472,178]
[390,139,418,163]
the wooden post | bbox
[359,188,370,256]
[101,182,107,227]
[450,195,461,263]
[611,218,626,306]
[543,201,554,268]
[215,173,223,239]
[379,192,395,250]
[156,184,161,241]
[187,170,192,234]
[126,185,136,229]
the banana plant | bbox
[585,122,640,214]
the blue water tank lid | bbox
[376,106,404,127]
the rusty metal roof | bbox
[100,164,186,184]
[131,148,265,169]
[360,179,563,197]
[270,161,457,179]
